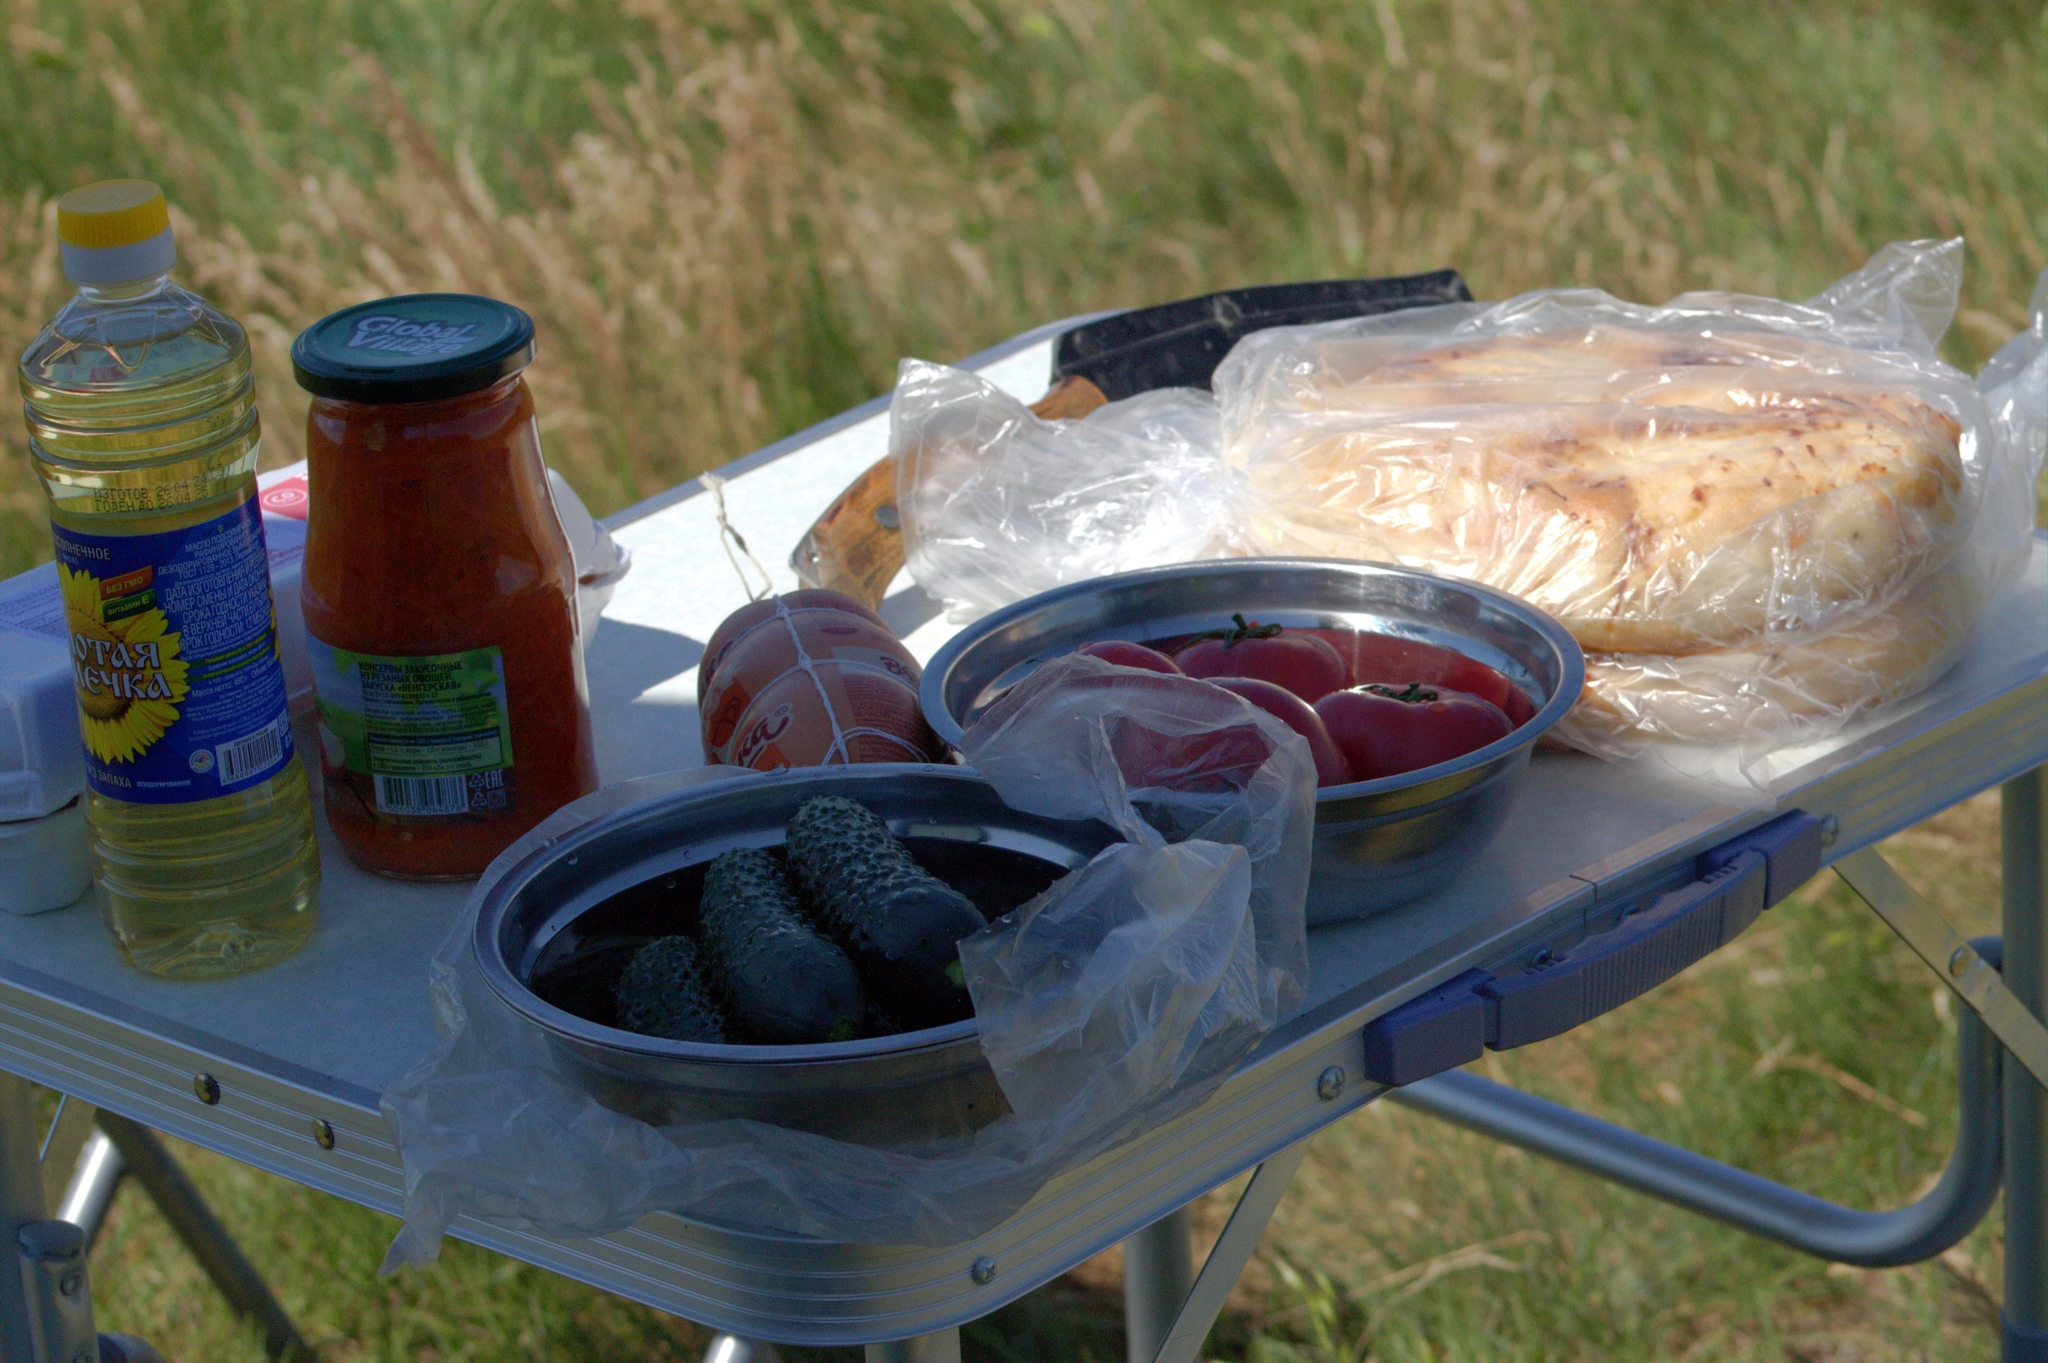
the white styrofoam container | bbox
[0,587,84,822]
[0,797,92,915]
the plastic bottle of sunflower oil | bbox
[18,180,319,977]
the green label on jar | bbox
[306,639,516,818]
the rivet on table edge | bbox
[875,503,901,531]
[1317,1066,1346,1101]
[1950,945,1973,978]
[1819,815,1840,847]
[192,1074,220,1106]
[970,1256,997,1284]
[312,1119,336,1151]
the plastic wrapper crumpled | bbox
[891,240,2048,787]
[378,653,1313,1267]
[892,360,1234,623]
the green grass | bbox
[3,0,2044,1357]
[1234,796,2010,1363]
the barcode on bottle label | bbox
[215,719,285,786]
[375,774,473,817]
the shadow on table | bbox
[587,618,705,710]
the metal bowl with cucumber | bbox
[472,764,1120,1143]
[919,558,1585,924]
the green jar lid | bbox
[291,294,535,404]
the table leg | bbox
[93,1112,313,1362]
[863,1329,960,1363]
[54,1130,124,1250]
[1123,1206,1194,1363]
[1145,1138,1310,1363]
[0,1073,47,1363]
[2006,766,2048,1360]
[701,1334,778,1363]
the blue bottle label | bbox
[53,494,294,804]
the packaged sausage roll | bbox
[702,607,922,758]
[700,596,942,770]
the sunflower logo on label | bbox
[59,562,189,763]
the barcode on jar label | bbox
[215,719,285,786]
[375,773,472,816]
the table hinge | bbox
[1833,846,2048,1090]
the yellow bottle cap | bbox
[57,180,171,251]
[55,180,177,285]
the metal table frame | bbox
[1095,770,2048,1363]
[0,317,2041,1362]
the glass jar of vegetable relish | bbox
[291,295,597,879]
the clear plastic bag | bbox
[888,245,2046,789]
[1214,241,2048,779]
[891,359,1236,623]
[379,653,1312,1267]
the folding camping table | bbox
[0,318,2043,1362]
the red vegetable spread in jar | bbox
[291,294,597,879]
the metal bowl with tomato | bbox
[919,559,1585,923]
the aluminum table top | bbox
[0,321,2042,1342]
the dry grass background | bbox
[0,0,2040,571]
[1,0,2044,1358]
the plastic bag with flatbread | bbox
[1217,240,2048,781]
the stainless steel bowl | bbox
[473,765,1121,1143]
[920,559,1585,923]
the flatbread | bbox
[1233,324,1966,655]
[1559,565,1977,749]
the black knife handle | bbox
[1052,268,1472,400]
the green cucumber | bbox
[699,847,868,1044]
[784,796,987,1028]
[613,936,729,1043]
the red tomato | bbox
[1206,677,1354,788]
[1169,614,1350,703]
[1110,719,1274,794]
[1313,683,1514,781]
[1304,628,1537,726]
[1495,682,1537,727]
[1054,668,1275,794]
[1078,640,1184,675]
